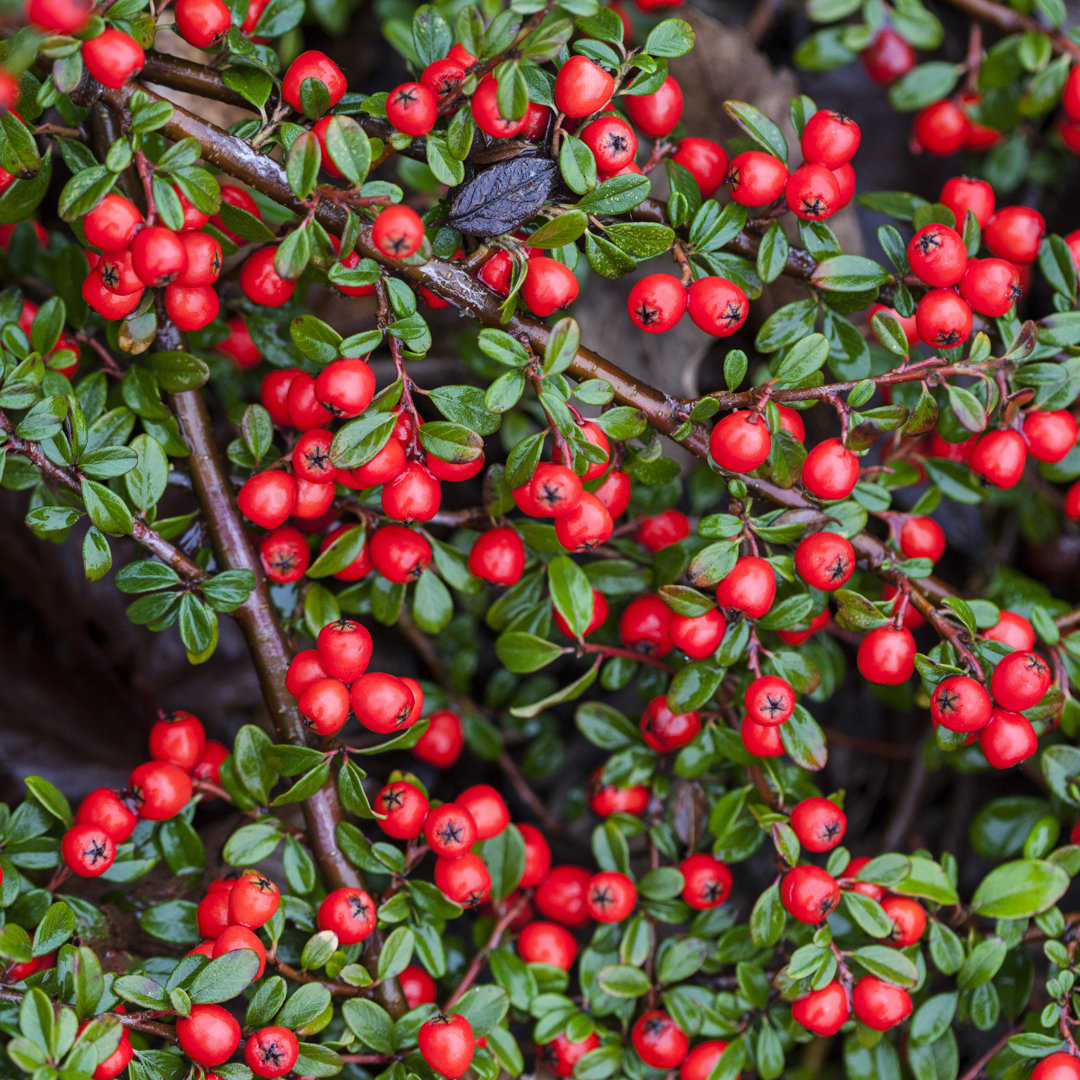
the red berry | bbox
[97,248,142,295]
[881,896,926,947]
[27,0,92,33]
[177,1005,241,1067]
[534,865,591,927]
[627,273,687,333]
[382,461,441,522]
[555,492,613,552]
[419,1014,474,1079]
[1032,1054,1080,1080]
[941,175,994,227]
[777,607,830,646]
[984,206,1045,264]
[412,709,463,767]
[245,1027,298,1079]
[62,824,116,877]
[211,184,262,243]
[980,707,1038,768]
[913,100,969,155]
[632,1012,688,1070]
[725,150,788,206]
[165,283,219,332]
[792,981,850,1035]
[129,761,192,820]
[292,476,334,520]
[907,224,967,287]
[991,650,1051,711]
[744,674,795,726]
[900,516,945,561]
[592,468,632,518]
[175,0,230,47]
[554,587,609,639]
[959,257,1021,317]
[399,965,438,1009]
[318,887,376,944]
[670,608,726,658]
[619,595,673,655]
[375,782,429,840]
[369,525,431,583]
[585,871,636,922]
[857,626,916,685]
[529,463,582,517]
[350,671,415,733]
[801,109,861,168]
[260,369,300,426]
[518,920,576,967]
[82,29,145,89]
[782,865,840,923]
[970,428,1027,489]
[636,509,689,552]
[710,409,770,472]
[554,56,614,118]
[455,785,509,839]
[229,871,280,929]
[149,710,205,770]
[241,247,295,306]
[541,1034,600,1078]
[82,271,144,320]
[790,797,846,852]
[470,76,527,138]
[196,891,230,938]
[802,438,859,501]
[522,257,579,317]
[84,194,142,251]
[131,226,186,287]
[238,471,295,529]
[84,1024,132,1080]
[985,610,1035,651]
[588,769,649,817]
[193,741,228,784]
[687,276,748,336]
[625,75,683,136]
[422,58,464,100]
[424,803,478,857]
[373,204,426,260]
[671,137,728,197]
[795,530,855,590]
[852,976,912,1030]
[518,823,552,888]
[76,788,137,843]
[716,556,775,619]
[297,677,350,735]
[640,696,700,751]
[680,852,732,909]
[552,420,611,481]
[1025,410,1078,463]
[785,163,840,220]
[386,81,437,136]
[931,675,992,732]
[582,115,637,172]
[315,357,375,417]
[467,527,524,584]
[316,618,373,683]
[341,437,406,487]
[434,852,491,908]
[290,429,335,485]
[282,51,346,112]
[177,232,223,288]
[862,27,914,84]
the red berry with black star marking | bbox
[710,410,771,472]
[781,865,840,923]
[229,870,280,929]
[554,55,614,118]
[991,650,1051,711]
[632,1012,688,1070]
[725,150,788,206]
[585,871,636,922]
[801,109,861,168]
[386,81,438,136]
[129,761,192,820]
[434,852,492,909]
[350,671,416,733]
[744,675,795,726]
[315,357,375,418]
[376,782,429,839]
[907,224,967,287]
[149,710,205,770]
[318,886,376,944]
[582,115,637,173]
[795,530,855,590]
[687,276,748,336]
[786,163,840,220]
[680,853,732,909]
[245,1027,298,1079]
[62,824,116,877]
[372,204,425,260]
[627,273,687,333]
[424,803,478,857]
[931,675,992,732]
[790,797,847,852]
[369,525,432,583]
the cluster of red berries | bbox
[80,192,222,331]
[62,711,226,878]
[22,0,146,86]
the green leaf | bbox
[189,948,262,1004]
[495,632,564,673]
[723,101,788,162]
[81,479,132,536]
[32,902,75,957]
[596,964,650,997]
[643,17,694,56]
[25,776,73,827]
[851,945,920,987]
[971,859,1070,919]
[811,255,892,292]
[343,999,394,1054]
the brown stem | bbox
[269,957,364,996]
[0,987,178,1042]
[152,308,407,1020]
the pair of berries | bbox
[196,869,281,940]
[627,274,748,337]
[912,94,999,156]
[792,976,911,1034]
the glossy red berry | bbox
[534,865,590,927]
[282,51,346,112]
[582,116,637,172]
[670,608,726,658]
[588,769,649,817]
[422,58,464,100]
[626,273,687,333]
[725,150,788,206]
[369,525,432,584]
[907,223,967,287]
[27,0,92,33]
[802,438,859,501]
[177,1005,241,1067]
[97,248,142,296]
[129,761,192,820]
[1025,410,1078,463]
[625,74,683,136]
[554,56,614,118]
[980,707,1038,768]
[386,81,437,136]
[790,797,846,852]
[553,587,609,639]
[211,184,262,243]
[777,608,830,646]
[314,357,375,418]
[522,257,579,317]
[880,896,926,947]
[465,528,524,586]
[297,677,350,735]
[852,976,912,1030]
[801,109,860,168]
[62,824,116,877]
[83,29,145,89]
[456,785,509,840]
[176,232,223,287]
[470,75,527,138]
[716,556,775,619]
[84,194,142,251]
[514,824,552,889]
[130,226,186,287]
[970,428,1027,489]
[350,671,416,733]
[76,788,137,843]
[229,872,280,929]
[710,410,771,472]
[941,175,994,227]
[913,100,969,155]
[518,920,576,968]
[238,471,295,529]
[991,650,1051,711]
[931,675,992,732]
[857,626,916,685]
[1033,1055,1080,1080]
[593,468,632,518]
[619,595,673,655]
[632,1012,688,1070]
[399,965,438,1009]
[636,509,689,552]
[419,1014,474,1079]
[540,1033,600,1078]
[260,369,300,427]
[899,516,945,561]
[671,137,728,197]
[192,741,228,783]
[381,461,441,523]
[687,276,748,336]
[218,318,260,368]
[149,710,205,770]
[744,675,794,726]
[424,803,478,857]
[434,852,492,908]
[84,1024,132,1080]
[165,283,219,332]
[985,610,1035,651]
[555,492,613,552]
[371,205,425,259]
[959,257,1021,318]
[786,163,840,220]
[196,891,229,939]
[984,206,1045,264]
[245,1027,298,1079]
[680,852,732,909]
[792,981,850,1035]
[782,865,840,923]
[795,530,855,590]
[585,870,636,922]
[241,247,295,306]
[175,0,230,47]
[318,887,376,944]
[862,27,914,84]
[82,272,144,319]
[641,696,700,751]
[374,781,428,840]
[412,710,463,767]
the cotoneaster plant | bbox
[2,3,1080,1080]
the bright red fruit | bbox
[175,0,231,47]
[1032,1054,1080,1080]
[782,865,840,923]
[792,981,850,1035]
[129,761,192,820]
[790,797,847,852]
[857,626,915,685]
[585,870,637,922]
[710,410,771,472]
[670,608,726,658]
[386,82,438,136]
[1025,410,1078,463]
[980,707,1038,768]
[632,1012,688,1070]
[725,150,788,205]
[624,75,683,136]
[862,27,914,84]
[959,257,1021,317]
[907,224,967,287]
[372,204,425,259]
[62,824,116,877]
[991,651,1051,711]
[984,206,1045,264]
[240,247,295,306]
[282,51,346,112]
[245,1027,298,1078]
[177,1005,241,1067]
[318,887,376,944]
[522,257,579,316]
[687,276,748,336]
[518,920,577,968]
[534,865,591,927]
[418,1014,474,1079]
[83,29,145,89]
[412,710,463,767]
[852,976,912,1030]
[680,852,732,909]
[619,595,673,655]
[744,675,795,726]
[554,56,614,117]
[802,438,859,500]
[716,557,775,619]
[900,516,946,562]
[970,429,1026,489]
[913,100,969,155]
[640,696,700,751]
[801,108,860,167]
[671,137,728,197]
[76,789,137,843]
[931,675,992,732]
[149,710,205,770]
[85,194,142,251]
[795,530,855,590]
[238,471,296,529]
